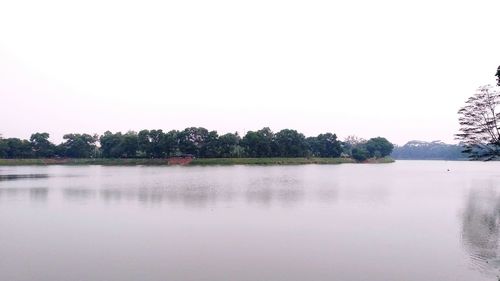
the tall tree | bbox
[60,134,97,158]
[30,133,55,158]
[342,135,367,157]
[138,130,152,157]
[274,129,307,157]
[137,129,166,158]
[241,127,275,157]
[365,137,394,158]
[99,131,123,158]
[351,147,369,161]
[218,132,241,157]
[198,130,219,158]
[121,131,139,158]
[308,133,342,157]
[457,85,500,159]
[149,130,166,158]
[163,130,179,157]
[2,138,33,158]
[176,127,208,157]
[0,136,6,158]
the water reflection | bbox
[99,186,228,207]
[0,167,389,207]
[0,188,22,198]
[0,166,386,207]
[30,187,48,201]
[4,162,498,281]
[245,186,304,206]
[96,184,306,207]
[44,170,317,207]
[316,187,338,203]
[245,176,305,206]
[461,187,500,276]
[63,188,96,202]
[0,187,49,201]
[0,174,48,181]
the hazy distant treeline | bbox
[0,127,393,160]
[391,140,467,160]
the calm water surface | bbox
[1,161,499,281]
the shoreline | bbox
[0,157,395,166]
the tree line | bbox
[391,140,467,160]
[0,128,393,160]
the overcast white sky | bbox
[0,0,499,145]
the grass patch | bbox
[189,157,355,165]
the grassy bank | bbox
[190,157,356,165]
[362,157,395,164]
[0,158,169,166]
[0,157,394,166]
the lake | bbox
[0,160,499,281]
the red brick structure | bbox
[167,155,194,165]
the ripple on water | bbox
[461,187,500,277]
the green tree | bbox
[138,130,152,157]
[241,127,275,157]
[178,127,209,157]
[0,136,6,158]
[308,133,342,157]
[60,134,97,158]
[121,131,138,158]
[200,130,221,158]
[163,130,179,157]
[274,129,307,157]
[365,137,394,158]
[99,131,124,158]
[305,137,318,157]
[342,135,366,157]
[3,138,33,158]
[218,132,241,157]
[351,147,369,162]
[137,129,166,158]
[149,130,166,158]
[30,132,55,158]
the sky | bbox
[0,0,499,145]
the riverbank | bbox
[190,157,356,165]
[0,157,394,166]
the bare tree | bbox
[457,85,500,160]
[343,135,366,147]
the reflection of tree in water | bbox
[0,174,48,181]
[94,175,307,207]
[245,176,304,206]
[0,187,49,201]
[462,187,500,276]
[29,187,48,201]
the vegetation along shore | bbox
[0,127,394,164]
